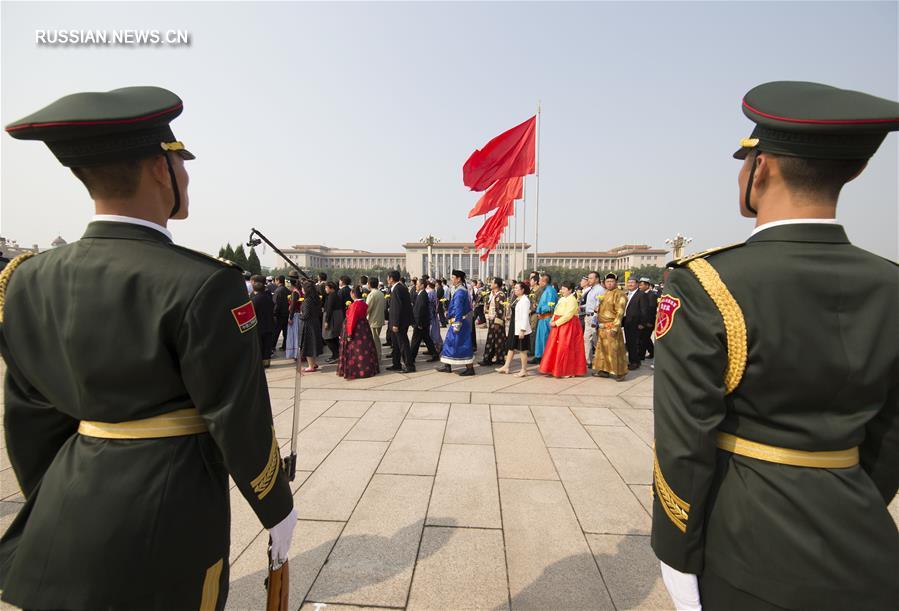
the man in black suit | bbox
[638,277,658,360]
[386,270,414,372]
[622,277,650,370]
[272,275,290,352]
[409,278,439,367]
[250,275,275,368]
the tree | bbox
[247,247,262,275]
[232,244,249,270]
[218,246,226,259]
[223,243,235,262]
[628,264,664,285]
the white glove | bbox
[660,561,702,611]
[268,507,297,568]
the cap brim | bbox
[176,149,195,160]
[733,147,751,160]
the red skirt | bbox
[539,315,586,377]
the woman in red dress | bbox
[539,281,587,378]
[337,286,381,380]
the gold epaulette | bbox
[0,252,38,324]
[170,244,243,271]
[668,242,744,268]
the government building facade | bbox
[281,242,667,279]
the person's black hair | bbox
[340,275,352,286]
[360,275,369,284]
[516,281,530,296]
[769,153,867,201]
[325,281,337,291]
[588,271,599,279]
[387,270,400,282]
[277,275,285,284]
[318,272,327,281]
[369,276,379,288]
[492,277,503,288]
[560,280,576,292]
[351,286,363,299]
[541,273,552,283]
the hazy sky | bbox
[2,1,897,267]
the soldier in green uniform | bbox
[0,87,296,609]
[651,81,899,611]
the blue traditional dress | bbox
[533,284,558,358]
[440,285,474,365]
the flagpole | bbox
[534,101,542,273]
[521,177,527,280]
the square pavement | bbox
[2,330,898,611]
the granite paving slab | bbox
[444,404,493,445]
[586,426,653,485]
[570,406,623,426]
[530,405,597,449]
[587,534,673,610]
[406,402,450,420]
[612,408,655,447]
[324,401,374,418]
[377,419,446,476]
[500,479,614,610]
[345,402,412,442]
[295,440,389,521]
[490,404,534,423]
[307,474,434,607]
[549,448,651,535]
[427,444,501,529]
[296,417,359,471]
[493,422,558,480]
[407,527,510,611]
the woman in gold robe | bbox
[591,274,628,380]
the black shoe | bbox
[646,355,654,360]
[616,373,628,382]
[428,355,440,362]
[592,371,610,378]
[528,357,540,365]
[383,342,392,347]
[628,363,639,371]
[385,353,395,359]
[479,360,493,366]
[458,368,475,376]
[437,364,453,373]
[403,366,416,373]
[386,365,403,371]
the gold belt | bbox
[78,408,208,439]
[715,432,859,469]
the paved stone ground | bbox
[2,329,898,611]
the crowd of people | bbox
[247,267,661,382]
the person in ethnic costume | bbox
[652,82,899,611]
[591,273,628,380]
[437,270,475,376]
[0,87,295,610]
[285,274,302,360]
[479,277,507,366]
[539,281,586,378]
[337,287,380,380]
[532,273,557,363]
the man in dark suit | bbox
[638,277,658,360]
[250,275,275,367]
[386,270,414,372]
[622,276,650,369]
[272,274,290,352]
[409,278,439,367]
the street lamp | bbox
[420,234,440,278]
[665,233,693,260]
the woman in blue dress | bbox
[436,270,475,376]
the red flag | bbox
[475,199,515,260]
[468,176,522,218]
[463,116,536,192]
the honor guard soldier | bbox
[0,87,296,610]
[652,82,899,611]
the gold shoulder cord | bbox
[686,258,747,394]
[0,252,37,324]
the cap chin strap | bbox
[165,153,181,218]
[744,152,759,216]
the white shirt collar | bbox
[750,218,838,238]
[92,214,173,241]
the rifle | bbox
[247,227,306,611]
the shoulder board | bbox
[668,242,745,268]
[170,244,244,272]
[0,252,39,324]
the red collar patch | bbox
[655,294,681,339]
[231,301,258,333]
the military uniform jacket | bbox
[0,222,294,608]
[651,224,898,611]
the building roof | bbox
[402,242,530,249]
[539,248,668,257]
[51,235,67,246]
